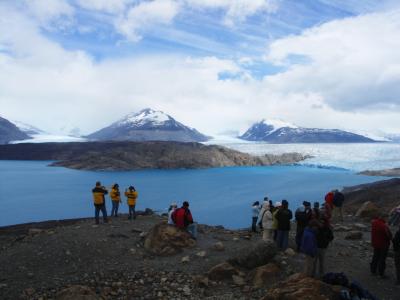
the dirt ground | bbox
[0,213,399,299]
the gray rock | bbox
[228,241,278,269]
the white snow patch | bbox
[117,109,170,127]
[11,134,87,144]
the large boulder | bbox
[144,223,195,256]
[56,285,97,300]
[355,201,379,219]
[249,263,280,288]
[207,262,239,281]
[228,241,278,269]
[261,273,341,300]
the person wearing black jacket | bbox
[315,217,334,278]
[295,201,312,252]
[275,199,293,251]
[394,226,400,285]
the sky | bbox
[1,0,400,137]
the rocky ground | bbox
[0,211,399,300]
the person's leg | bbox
[276,230,283,249]
[296,230,303,252]
[394,252,400,284]
[318,248,326,277]
[132,205,136,219]
[187,223,198,239]
[111,201,116,217]
[339,206,343,221]
[252,217,257,232]
[378,247,389,276]
[304,255,314,277]
[282,231,289,251]
[262,229,268,241]
[128,205,132,219]
[115,202,119,217]
[273,230,277,241]
[101,204,108,223]
[370,248,379,274]
[94,205,100,224]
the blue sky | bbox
[1,0,400,136]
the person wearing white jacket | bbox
[261,202,273,241]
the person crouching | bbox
[172,201,197,239]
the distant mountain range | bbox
[2,112,400,144]
[87,108,210,142]
[240,119,376,143]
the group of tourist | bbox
[251,191,400,284]
[91,181,138,224]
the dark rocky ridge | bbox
[358,168,400,177]
[0,116,30,144]
[342,178,400,214]
[0,141,309,171]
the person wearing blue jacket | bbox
[301,219,320,277]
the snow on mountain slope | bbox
[87,108,210,142]
[240,119,375,143]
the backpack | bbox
[322,272,349,287]
[333,192,345,207]
[349,281,379,300]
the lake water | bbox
[0,159,389,228]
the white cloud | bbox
[264,9,400,111]
[184,0,278,27]
[23,0,75,29]
[114,0,180,41]
[76,0,132,14]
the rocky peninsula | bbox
[0,141,308,171]
[358,168,400,177]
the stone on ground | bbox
[249,263,280,288]
[355,201,379,219]
[228,241,278,269]
[144,223,196,256]
[207,262,239,281]
[56,285,97,300]
[345,231,363,240]
[261,273,341,300]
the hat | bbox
[303,201,311,207]
[275,201,282,207]
[171,202,177,207]
[313,202,320,208]
[183,201,189,207]
[263,196,269,201]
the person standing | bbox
[92,181,108,224]
[295,201,312,252]
[261,202,273,241]
[370,214,392,278]
[315,217,334,278]
[393,225,400,285]
[168,202,178,225]
[272,201,282,241]
[275,200,293,251]
[301,220,319,277]
[125,186,138,220]
[172,201,197,239]
[251,201,261,233]
[312,202,321,220]
[110,183,121,217]
[332,190,345,222]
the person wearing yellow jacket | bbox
[92,181,108,224]
[110,183,121,217]
[125,186,138,220]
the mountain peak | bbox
[117,108,171,127]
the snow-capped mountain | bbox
[240,119,376,143]
[87,108,210,142]
[13,121,45,135]
[0,116,30,144]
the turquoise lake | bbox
[0,160,388,228]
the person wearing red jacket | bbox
[324,191,335,208]
[172,201,197,239]
[370,215,392,278]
